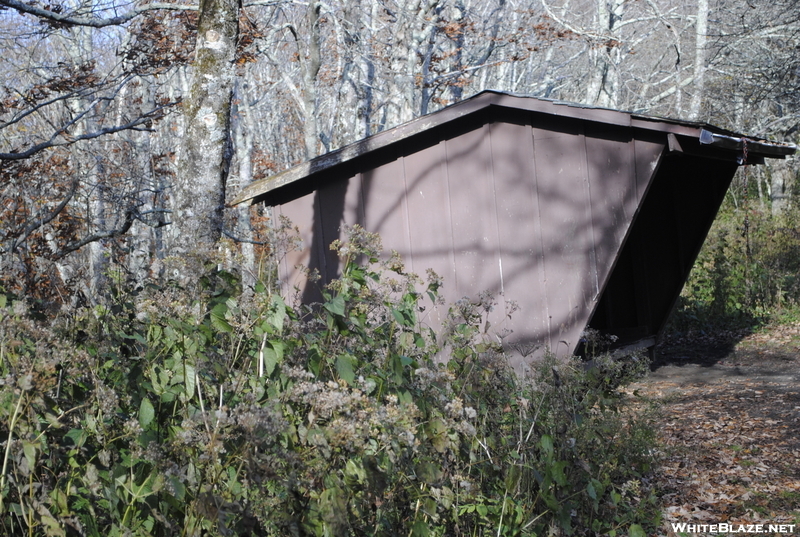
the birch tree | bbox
[168,0,240,258]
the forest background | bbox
[1,0,799,312]
[0,0,800,535]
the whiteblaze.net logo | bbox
[671,523,796,534]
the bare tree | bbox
[2,0,798,303]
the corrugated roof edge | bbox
[231,90,796,206]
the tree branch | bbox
[1,86,96,131]
[0,0,197,28]
[52,209,136,259]
[0,102,175,160]
[222,228,268,245]
[9,178,79,254]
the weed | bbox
[0,226,659,536]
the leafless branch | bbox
[1,86,97,131]
[0,0,197,28]
[242,0,296,6]
[0,102,175,160]
[8,178,79,254]
[222,228,268,245]
[52,209,136,259]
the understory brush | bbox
[0,226,658,536]
[672,196,800,333]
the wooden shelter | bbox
[233,91,795,359]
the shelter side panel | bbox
[276,174,361,303]
[592,151,737,343]
[318,174,364,282]
[444,125,504,321]
[276,191,319,301]
[633,138,665,201]
[587,138,665,343]
[583,127,638,292]
[487,121,550,355]
[358,159,414,274]
[531,126,596,355]
[400,141,456,329]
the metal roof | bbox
[232,90,795,206]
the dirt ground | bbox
[631,322,800,536]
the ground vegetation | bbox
[0,227,658,536]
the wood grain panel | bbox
[401,141,455,328]
[532,124,594,355]
[487,122,550,355]
[444,125,501,299]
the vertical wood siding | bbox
[276,117,671,361]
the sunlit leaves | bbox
[138,397,155,428]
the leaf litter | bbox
[630,324,800,536]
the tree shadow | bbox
[651,319,759,369]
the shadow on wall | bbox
[278,117,658,367]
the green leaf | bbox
[540,434,554,456]
[324,295,346,317]
[139,398,155,428]
[551,460,568,486]
[628,524,646,537]
[336,354,355,384]
[39,511,66,537]
[344,459,367,487]
[50,489,69,515]
[398,332,414,349]
[263,340,285,376]
[65,428,87,448]
[410,519,431,537]
[22,440,37,472]
[391,308,405,325]
[210,303,233,333]
[168,476,186,501]
[590,478,604,500]
[318,487,347,526]
[586,480,597,500]
[308,346,322,376]
[415,461,443,484]
[269,294,286,332]
[184,362,196,399]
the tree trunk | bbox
[768,158,796,215]
[232,79,257,289]
[302,1,322,159]
[585,0,623,108]
[688,0,708,120]
[170,0,240,258]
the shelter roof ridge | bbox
[232,90,795,206]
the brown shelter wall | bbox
[276,117,666,361]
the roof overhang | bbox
[231,90,796,206]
